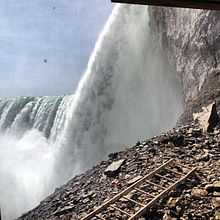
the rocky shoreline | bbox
[17,121,220,220]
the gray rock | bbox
[104,159,125,177]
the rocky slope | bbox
[17,123,220,220]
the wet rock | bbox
[196,150,210,162]
[193,103,220,133]
[104,159,125,177]
[193,103,214,132]
[191,128,203,137]
[167,197,179,208]
[212,197,220,208]
[135,141,141,146]
[162,213,177,220]
[206,181,220,193]
[171,135,184,147]
[160,136,171,144]
[191,188,208,198]
[53,205,75,216]
[207,102,220,133]
[111,179,122,189]
[214,192,220,197]
[82,198,90,204]
[215,210,220,220]
[108,152,119,160]
[176,205,182,215]
[148,147,157,154]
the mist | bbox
[54,4,183,174]
[0,130,56,219]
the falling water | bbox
[55,4,183,175]
[0,96,74,219]
[0,4,183,220]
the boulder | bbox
[193,102,220,132]
[171,135,184,147]
[212,197,220,208]
[104,159,125,177]
[205,181,220,193]
[207,102,220,133]
[108,152,119,160]
[191,188,208,198]
[167,197,179,208]
[163,213,177,220]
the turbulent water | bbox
[0,4,183,220]
[0,96,71,139]
[0,96,75,219]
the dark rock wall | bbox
[149,7,220,123]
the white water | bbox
[0,4,182,220]
[0,131,55,220]
[0,96,74,219]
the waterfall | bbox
[0,4,183,220]
[55,4,183,175]
[0,96,73,139]
[0,95,75,219]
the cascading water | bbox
[0,4,183,220]
[0,95,74,220]
[55,4,183,175]
[0,96,72,139]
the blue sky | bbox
[0,0,112,97]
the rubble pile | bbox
[17,121,220,220]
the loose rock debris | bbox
[82,159,196,220]
[17,122,220,220]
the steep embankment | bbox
[148,7,220,123]
[17,123,220,220]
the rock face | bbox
[149,7,220,124]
